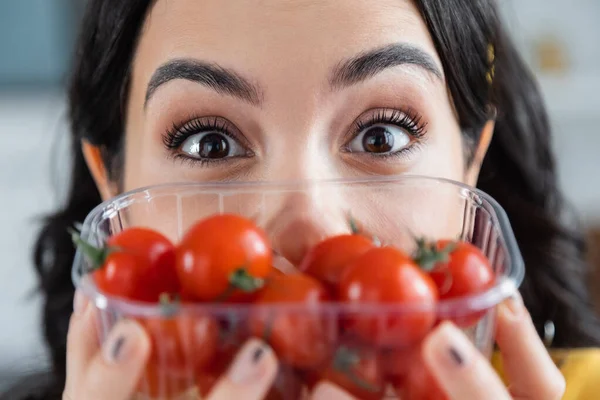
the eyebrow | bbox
[144,59,262,108]
[330,43,443,89]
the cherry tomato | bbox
[309,344,385,400]
[249,273,334,368]
[338,247,438,348]
[176,214,272,302]
[92,228,178,302]
[427,240,495,326]
[299,234,374,288]
[143,314,219,373]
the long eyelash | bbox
[354,108,428,138]
[163,116,232,150]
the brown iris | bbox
[198,133,230,159]
[362,126,394,153]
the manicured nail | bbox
[228,339,272,385]
[448,346,465,366]
[425,322,473,369]
[73,290,89,317]
[102,320,145,364]
[501,291,524,320]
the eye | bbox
[347,124,411,154]
[180,131,246,160]
[163,117,252,165]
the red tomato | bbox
[143,314,218,373]
[249,273,334,368]
[309,344,385,400]
[91,228,178,302]
[426,240,495,326]
[338,247,438,348]
[176,214,273,302]
[299,234,374,288]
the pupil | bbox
[199,133,229,159]
[362,126,394,153]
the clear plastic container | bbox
[72,175,524,400]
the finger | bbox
[311,382,356,400]
[207,339,278,400]
[495,292,566,400]
[422,322,511,400]
[81,319,150,400]
[64,290,98,394]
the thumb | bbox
[207,339,278,400]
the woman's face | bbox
[108,0,479,265]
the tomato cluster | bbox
[74,214,495,399]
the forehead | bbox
[134,0,440,83]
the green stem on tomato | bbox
[229,267,265,293]
[158,293,180,318]
[348,214,360,235]
[332,346,380,393]
[413,238,456,272]
[68,228,110,272]
[214,268,264,302]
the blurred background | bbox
[0,0,599,391]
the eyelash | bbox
[163,117,249,166]
[163,108,428,166]
[349,108,427,160]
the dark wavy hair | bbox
[4,0,599,398]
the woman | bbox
[7,0,600,399]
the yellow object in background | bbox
[492,349,600,399]
[535,35,570,74]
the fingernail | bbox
[501,291,524,320]
[102,320,145,364]
[73,290,89,317]
[227,339,272,385]
[425,322,473,369]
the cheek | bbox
[410,126,465,182]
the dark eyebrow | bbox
[330,43,443,89]
[144,59,262,108]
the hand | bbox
[63,290,151,400]
[63,290,281,400]
[312,292,566,400]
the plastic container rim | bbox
[72,174,525,317]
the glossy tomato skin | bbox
[339,247,438,348]
[300,234,374,289]
[95,228,178,302]
[176,214,272,302]
[309,344,385,400]
[143,314,219,374]
[249,273,334,369]
[429,240,494,327]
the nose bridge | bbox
[263,185,351,266]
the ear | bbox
[465,119,495,187]
[82,141,116,201]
